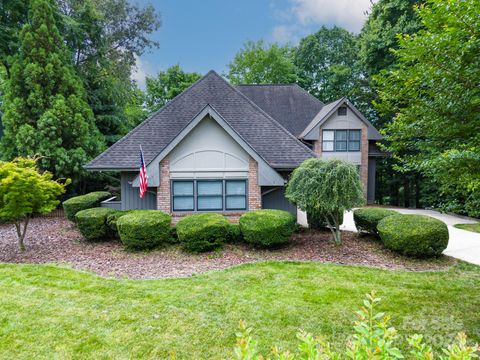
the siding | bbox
[121,172,157,210]
[262,186,296,215]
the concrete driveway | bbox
[298,208,480,265]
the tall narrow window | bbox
[322,130,334,151]
[348,130,361,151]
[335,130,348,151]
[225,180,247,210]
[172,181,194,211]
[197,180,223,211]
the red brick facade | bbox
[248,158,262,211]
[156,156,171,212]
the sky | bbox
[132,0,374,88]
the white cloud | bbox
[289,0,373,33]
[131,55,153,89]
[271,25,300,44]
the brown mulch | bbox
[0,218,456,279]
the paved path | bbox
[298,208,480,266]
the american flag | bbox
[139,146,148,198]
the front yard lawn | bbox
[454,223,480,233]
[0,261,479,358]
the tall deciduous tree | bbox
[375,0,480,216]
[145,65,201,113]
[226,41,297,85]
[0,0,103,187]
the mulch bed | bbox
[0,218,455,279]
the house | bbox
[85,70,382,219]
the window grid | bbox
[172,179,247,212]
[322,129,361,152]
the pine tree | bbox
[0,0,104,187]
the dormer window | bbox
[322,129,361,152]
[338,106,347,116]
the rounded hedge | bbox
[353,208,398,236]
[106,210,134,237]
[63,191,111,221]
[176,213,230,253]
[226,223,243,243]
[75,207,118,241]
[307,210,344,230]
[239,209,296,247]
[116,210,171,250]
[377,214,449,257]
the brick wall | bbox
[313,138,322,157]
[248,158,262,210]
[157,156,170,212]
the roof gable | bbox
[85,71,316,171]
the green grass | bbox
[0,262,479,358]
[454,223,480,233]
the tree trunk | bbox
[14,217,29,252]
[403,175,411,208]
[415,174,421,208]
[325,213,342,245]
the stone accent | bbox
[248,158,262,210]
[157,156,171,212]
[313,139,322,157]
[360,127,369,195]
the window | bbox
[322,130,361,152]
[338,106,347,116]
[172,179,247,211]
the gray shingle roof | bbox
[85,71,316,170]
[235,84,324,137]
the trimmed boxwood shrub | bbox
[240,209,296,247]
[106,210,134,237]
[226,223,243,243]
[353,208,398,236]
[377,214,449,257]
[63,191,111,221]
[176,213,230,252]
[117,210,171,250]
[75,207,118,241]
[307,209,344,230]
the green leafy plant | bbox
[378,214,449,257]
[62,191,111,222]
[286,158,365,244]
[116,210,171,250]
[353,208,399,236]
[176,213,230,253]
[0,158,69,251]
[239,209,296,248]
[233,291,479,359]
[106,210,134,237]
[75,207,118,241]
[227,223,244,243]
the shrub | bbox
[176,213,230,252]
[169,225,179,244]
[307,209,344,230]
[117,210,171,250]
[106,210,133,237]
[63,191,111,221]
[239,209,296,247]
[226,223,243,243]
[231,291,478,360]
[353,208,398,236]
[378,214,449,257]
[75,207,118,241]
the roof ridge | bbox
[212,73,316,158]
[85,71,215,167]
[235,83,297,87]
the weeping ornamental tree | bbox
[286,158,365,244]
[0,0,103,188]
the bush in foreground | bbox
[227,223,243,243]
[378,214,449,257]
[176,213,230,252]
[353,207,398,236]
[106,210,133,237]
[307,209,344,230]
[75,207,118,241]
[239,209,296,247]
[230,291,478,360]
[117,210,171,250]
[63,191,111,221]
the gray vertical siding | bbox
[262,186,296,215]
[121,172,157,210]
[367,158,376,204]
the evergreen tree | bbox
[0,0,104,187]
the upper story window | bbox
[322,129,361,152]
[338,106,347,116]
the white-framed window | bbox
[322,129,361,152]
[172,179,247,212]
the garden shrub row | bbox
[63,191,111,221]
[353,208,449,258]
[176,213,230,252]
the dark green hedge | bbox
[239,209,296,247]
[106,210,134,237]
[176,213,230,252]
[226,223,243,243]
[353,208,398,236]
[75,207,118,241]
[117,210,171,250]
[307,209,344,230]
[63,191,111,221]
[377,214,449,257]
